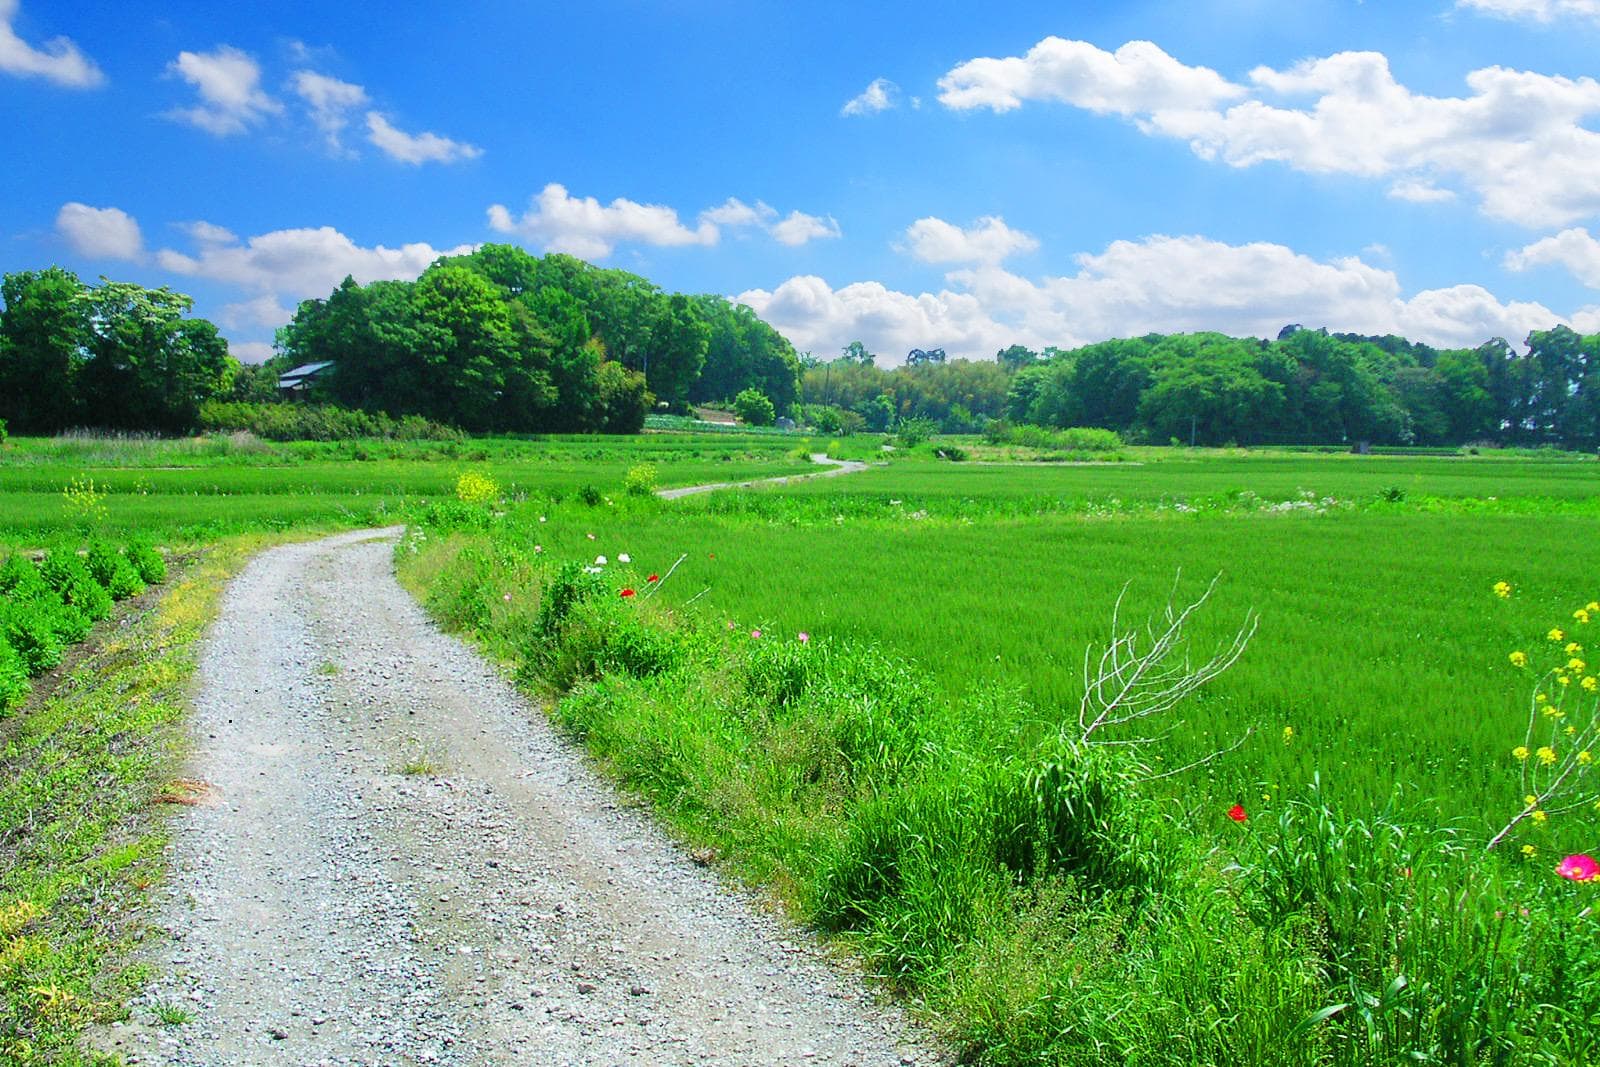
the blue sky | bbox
[5,0,1600,364]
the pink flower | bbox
[798,631,810,644]
[727,620,736,630]
[1557,854,1600,881]
[751,629,762,639]
[1226,804,1247,823]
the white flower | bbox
[539,516,547,523]
[595,555,607,565]
[533,545,543,553]
[583,565,602,574]
[618,553,631,564]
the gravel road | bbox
[654,453,867,500]
[103,526,940,1066]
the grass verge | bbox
[0,536,268,1064]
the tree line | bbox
[264,244,803,434]
[4,252,1597,447]
[802,326,1600,448]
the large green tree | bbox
[0,267,87,432]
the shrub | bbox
[0,554,46,598]
[454,470,500,506]
[0,599,66,676]
[0,416,8,445]
[0,636,27,711]
[197,400,462,441]
[895,417,939,448]
[733,388,776,427]
[577,483,603,507]
[623,463,659,497]
[123,540,166,585]
[84,540,143,600]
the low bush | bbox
[0,637,26,710]
[197,400,463,442]
[124,540,166,585]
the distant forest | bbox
[2,249,1597,447]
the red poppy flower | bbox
[1226,804,1247,823]
[619,588,636,598]
[647,573,660,583]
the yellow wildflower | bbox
[1525,794,1539,807]
[1513,745,1531,761]
[1567,642,1584,655]
[1510,651,1529,668]
[1580,751,1594,765]
[1538,746,1558,765]
[1584,676,1598,692]
[1588,601,1600,613]
[1550,629,1566,642]
[1569,658,1587,672]
[1493,581,1512,598]
[1567,725,1578,737]
[1532,809,1548,823]
[1282,725,1294,745]
[1523,844,1538,857]
[1558,675,1572,687]
[1537,691,1550,703]
[1578,610,1593,625]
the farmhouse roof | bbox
[278,361,334,390]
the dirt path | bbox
[655,453,868,500]
[106,526,937,1066]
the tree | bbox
[996,344,1038,371]
[840,340,876,366]
[0,267,87,433]
[645,293,709,408]
[907,347,947,365]
[733,387,775,426]
[77,280,231,433]
[594,358,652,433]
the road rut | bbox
[106,527,937,1066]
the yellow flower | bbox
[1525,794,1539,807]
[1493,581,1512,598]
[1567,642,1584,655]
[1538,746,1558,765]
[1543,704,1562,717]
[1510,651,1529,668]
[1281,725,1294,745]
[1584,676,1598,693]
[1523,844,1538,857]
[1537,691,1550,703]
[1550,629,1566,642]
[1578,610,1593,625]
[1558,675,1572,687]
[1569,658,1587,672]
[1567,725,1578,737]
[1580,750,1594,765]
[1588,601,1600,613]
[1513,745,1531,761]
[1532,809,1548,823]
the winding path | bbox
[654,452,868,500]
[103,455,933,1066]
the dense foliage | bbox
[806,326,1600,448]
[0,269,233,435]
[276,245,802,434]
[197,400,463,442]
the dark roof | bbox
[278,361,334,389]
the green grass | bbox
[0,432,815,548]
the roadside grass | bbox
[0,537,264,1064]
[398,451,1600,1065]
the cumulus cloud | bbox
[365,111,481,165]
[1387,179,1456,204]
[228,340,275,364]
[1506,227,1600,288]
[291,70,367,152]
[902,215,1039,265]
[488,184,838,258]
[941,38,1600,228]
[1457,0,1600,21]
[938,38,1244,115]
[154,220,471,303]
[55,202,142,260]
[770,210,841,247]
[0,0,102,87]
[166,45,283,135]
[841,77,900,116]
[220,293,295,330]
[739,233,1573,364]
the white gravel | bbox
[103,526,942,1066]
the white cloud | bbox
[220,293,294,330]
[902,215,1039,265]
[365,111,481,165]
[292,70,367,152]
[1458,0,1600,21]
[699,197,776,227]
[1506,227,1600,288]
[938,38,1244,115]
[770,210,841,247]
[229,340,275,364]
[0,0,101,87]
[841,77,899,116]
[941,39,1600,228]
[1387,179,1456,204]
[740,233,1573,364]
[154,221,471,301]
[488,184,837,257]
[166,45,282,135]
[55,202,142,260]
